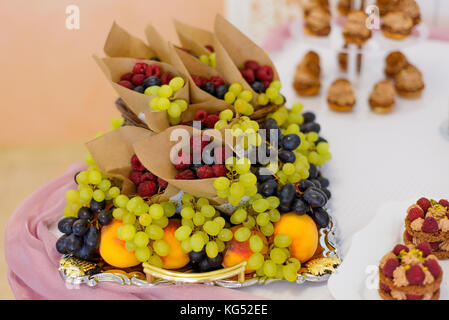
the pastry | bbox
[378,243,442,300]
[369,80,396,113]
[397,0,421,26]
[302,0,330,17]
[327,79,355,112]
[376,0,400,16]
[394,64,424,98]
[337,43,362,73]
[338,0,366,16]
[342,11,372,45]
[404,231,449,260]
[381,11,414,40]
[293,51,321,96]
[384,51,409,78]
[304,6,331,37]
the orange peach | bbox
[274,213,318,263]
[160,219,190,270]
[99,219,140,268]
[222,226,268,273]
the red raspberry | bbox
[118,80,133,89]
[160,73,173,85]
[131,154,145,171]
[240,68,255,83]
[204,114,219,128]
[129,171,143,185]
[406,294,423,300]
[137,181,157,197]
[263,80,271,89]
[439,199,449,209]
[199,76,208,86]
[422,216,439,233]
[131,73,145,86]
[429,241,441,251]
[174,151,191,171]
[404,231,413,242]
[157,177,168,188]
[141,171,156,181]
[406,265,425,285]
[379,282,391,293]
[212,164,227,177]
[417,197,431,212]
[407,207,424,221]
[194,110,209,122]
[392,244,409,256]
[416,242,432,257]
[191,74,203,87]
[120,72,133,81]
[382,258,399,278]
[145,64,161,78]
[132,62,148,74]
[205,45,214,52]
[214,146,232,164]
[424,259,442,278]
[244,60,260,71]
[256,65,274,82]
[175,169,195,180]
[196,165,215,179]
[210,76,224,87]
[190,135,210,154]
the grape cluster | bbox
[199,52,216,68]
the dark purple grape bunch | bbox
[188,248,223,272]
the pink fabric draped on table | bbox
[4,163,263,300]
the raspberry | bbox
[191,74,203,87]
[157,177,168,188]
[131,154,145,171]
[379,282,391,293]
[210,76,224,87]
[422,216,439,233]
[404,231,413,242]
[190,135,210,154]
[392,244,409,256]
[214,146,232,164]
[194,110,209,122]
[160,73,173,85]
[132,62,148,74]
[244,60,260,71]
[416,242,432,257]
[262,80,271,89]
[205,45,214,52]
[256,66,274,82]
[174,151,191,171]
[199,76,208,86]
[175,169,195,180]
[129,170,143,185]
[417,197,431,212]
[424,259,442,278]
[212,164,227,177]
[406,265,425,285]
[204,114,219,128]
[120,72,133,81]
[439,199,449,209]
[141,171,156,181]
[145,64,161,78]
[131,73,145,86]
[137,181,157,197]
[406,294,423,300]
[407,207,424,221]
[382,258,399,278]
[118,80,133,89]
[196,165,215,179]
[240,68,255,83]
[429,241,441,251]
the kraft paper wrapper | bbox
[173,19,214,56]
[104,22,156,59]
[214,14,280,106]
[93,55,189,133]
[133,125,230,204]
[85,126,179,201]
[144,23,171,63]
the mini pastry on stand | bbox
[304,5,331,37]
[376,0,399,16]
[293,51,321,96]
[397,0,421,26]
[369,80,396,113]
[327,79,355,112]
[302,0,330,17]
[337,43,362,73]
[378,242,442,300]
[385,51,409,78]
[394,64,424,98]
[337,0,365,16]
[343,11,372,45]
[381,11,414,40]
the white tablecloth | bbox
[239,38,449,299]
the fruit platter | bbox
[55,15,341,289]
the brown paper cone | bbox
[144,23,171,63]
[173,19,214,56]
[93,55,189,133]
[214,14,280,106]
[133,125,230,204]
[104,22,156,59]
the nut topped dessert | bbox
[394,64,424,98]
[385,51,409,78]
[369,80,396,113]
[327,79,355,112]
[343,11,372,45]
[378,242,442,300]
[293,51,321,96]
[304,5,331,37]
[381,11,414,40]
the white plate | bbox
[327,200,449,300]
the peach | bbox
[222,226,268,273]
[99,219,140,268]
[160,219,190,270]
[274,213,318,263]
